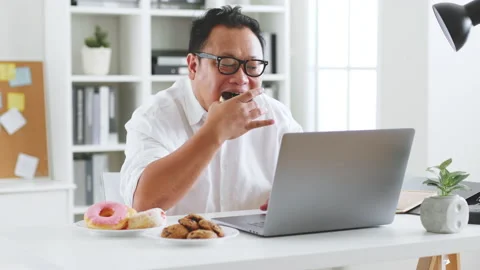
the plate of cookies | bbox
[144,213,239,245]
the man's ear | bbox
[187,53,198,80]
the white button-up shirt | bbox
[120,77,303,215]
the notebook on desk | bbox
[396,190,437,214]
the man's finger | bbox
[246,119,275,130]
[236,88,264,103]
[243,100,258,111]
[248,108,267,120]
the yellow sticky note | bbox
[0,63,16,81]
[7,92,25,112]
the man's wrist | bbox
[198,124,224,148]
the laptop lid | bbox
[262,128,415,237]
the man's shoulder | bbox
[126,81,185,130]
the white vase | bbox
[81,46,112,75]
[420,194,469,234]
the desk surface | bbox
[1,210,480,270]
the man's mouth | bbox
[220,91,240,101]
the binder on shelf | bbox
[73,153,109,206]
[261,32,277,74]
[72,84,119,146]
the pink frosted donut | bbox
[84,201,134,230]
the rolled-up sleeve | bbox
[119,112,170,207]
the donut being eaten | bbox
[219,91,240,102]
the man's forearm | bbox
[133,126,222,211]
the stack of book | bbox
[72,85,119,145]
[151,0,205,9]
[151,50,188,75]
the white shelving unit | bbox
[45,0,290,222]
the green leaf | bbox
[426,168,438,177]
[444,184,471,195]
[450,174,470,187]
[423,179,440,186]
[439,158,452,170]
[84,37,100,48]
[439,168,450,185]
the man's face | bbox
[187,25,264,110]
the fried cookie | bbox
[178,217,200,231]
[161,224,189,239]
[198,219,225,237]
[186,229,218,239]
[184,213,205,222]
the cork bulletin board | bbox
[0,61,49,179]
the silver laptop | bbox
[212,128,415,237]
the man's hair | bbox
[188,5,265,55]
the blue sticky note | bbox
[9,67,32,87]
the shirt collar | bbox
[178,77,207,126]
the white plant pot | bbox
[81,46,111,75]
[420,194,469,234]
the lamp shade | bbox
[433,0,480,51]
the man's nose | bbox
[229,66,249,85]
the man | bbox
[120,5,302,215]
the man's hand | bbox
[204,88,275,143]
[260,199,268,211]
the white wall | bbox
[0,0,44,60]
[377,0,429,176]
[428,0,480,179]
[290,0,316,131]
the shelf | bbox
[70,6,141,16]
[151,75,187,82]
[71,75,141,83]
[150,9,205,17]
[0,179,74,194]
[72,144,126,153]
[151,74,285,82]
[240,5,286,13]
[150,5,285,17]
[73,206,89,215]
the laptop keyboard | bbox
[248,221,265,228]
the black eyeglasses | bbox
[195,52,268,77]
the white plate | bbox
[74,220,163,237]
[144,225,240,246]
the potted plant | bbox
[82,25,111,75]
[420,158,471,234]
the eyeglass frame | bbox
[194,52,269,77]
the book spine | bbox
[99,85,110,145]
[84,86,94,145]
[108,87,118,144]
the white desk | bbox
[1,210,479,270]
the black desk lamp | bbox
[432,0,480,51]
[432,1,480,224]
